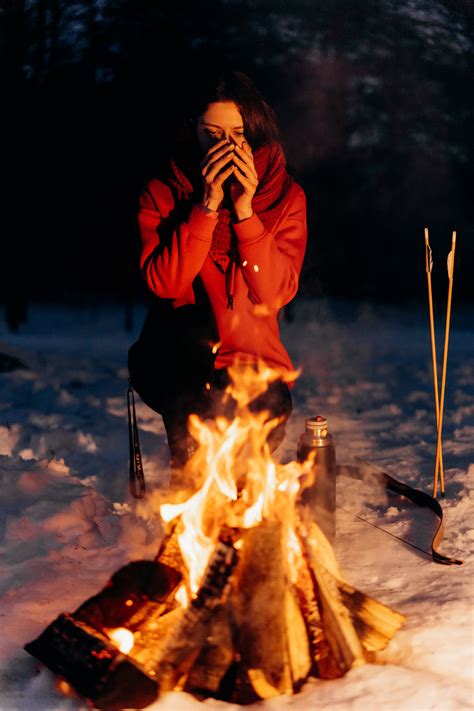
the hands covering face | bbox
[200,139,258,219]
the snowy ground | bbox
[0,297,473,711]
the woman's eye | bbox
[207,130,220,138]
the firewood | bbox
[184,605,235,695]
[298,520,405,672]
[215,658,262,704]
[299,516,406,651]
[231,521,293,698]
[338,581,405,653]
[74,560,181,632]
[298,521,367,673]
[148,532,239,690]
[154,519,185,573]
[284,588,312,688]
[24,613,158,710]
[292,541,343,679]
[131,607,184,669]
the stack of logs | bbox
[25,512,405,709]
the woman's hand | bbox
[200,139,235,212]
[230,141,258,221]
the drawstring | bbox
[212,257,236,310]
[127,379,146,499]
[227,261,236,310]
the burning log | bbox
[24,614,158,710]
[292,540,344,679]
[284,588,312,688]
[154,518,186,572]
[112,520,188,635]
[303,542,367,673]
[131,607,184,667]
[25,558,184,710]
[298,519,405,671]
[74,559,182,632]
[231,521,293,698]
[184,606,235,695]
[143,528,239,690]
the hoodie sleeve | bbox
[138,178,217,299]
[233,186,307,310]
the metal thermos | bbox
[297,415,336,543]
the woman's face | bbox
[196,101,246,154]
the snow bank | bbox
[0,298,472,709]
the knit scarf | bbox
[168,141,294,261]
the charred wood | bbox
[74,560,181,632]
[146,531,239,689]
[184,605,235,695]
[24,613,158,710]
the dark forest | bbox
[1,0,473,328]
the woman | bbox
[129,71,307,477]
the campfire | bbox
[25,363,405,709]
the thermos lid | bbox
[305,415,329,438]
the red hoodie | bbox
[137,177,307,376]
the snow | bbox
[0,297,473,710]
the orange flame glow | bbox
[160,361,311,604]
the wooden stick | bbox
[433,231,456,497]
[424,229,444,494]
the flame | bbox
[105,627,135,654]
[160,361,310,602]
[175,583,190,608]
[160,501,187,522]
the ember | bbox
[25,362,405,709]
[106,627,135,654]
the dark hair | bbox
[178,70,280,150]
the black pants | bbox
[129,341,292,470]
